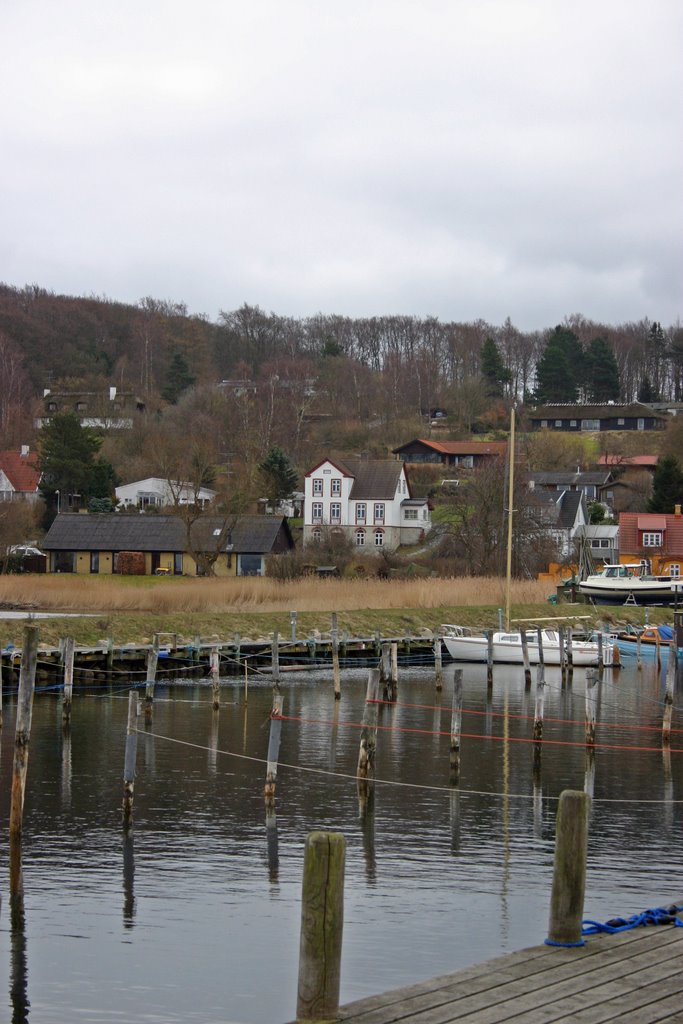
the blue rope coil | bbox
[582,904,683,935]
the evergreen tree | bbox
[584,336,620,402]
[258,446,298,508]
[480,337,512,397]
[648,454,683,513]
[162,351,196,404]
[38,412,118,527]
[637,374,658,403]
[534,326,584,403]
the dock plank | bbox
[330,927,683,1024]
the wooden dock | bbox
[332,924,683,1024]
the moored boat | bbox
[577,563,679,605]
[441,624,617,666]
[613,624,678,659]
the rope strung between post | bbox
[582,904,683,934]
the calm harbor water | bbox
[0,658,682,1023]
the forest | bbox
[0,281,681,497]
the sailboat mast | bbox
[504,407,515,632]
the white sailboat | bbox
[440,408,617,667]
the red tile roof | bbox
[405,439,507,456]
[619,511,683,557]
[598,454,659,467]
[0,449,41,493]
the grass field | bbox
[0,574,653,647]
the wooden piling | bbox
[62,636,75,724]
[122,690,139,827]
[380,642,391,700]
[536,626,545,670]
[296,831,345,1023]
[546,789,589,946]
[332,630,341,702]
[264,692,284,809]
[271,631,281,692]
[450,668,463,782]
[390,642,398,700]
[533,664,545,746]
[636,631,642,669]
[144,640,158,718]
[585,668,597,747]
[0,644,3,729]
[210,647,220,710]
[596,632,604,674]
[558,628,566,683]
[565,629,574,676]
[520,628,532,690]
[434,635,443,691]
[662,645,676,745]
[9,625,39,842]
[357,668,380,794]
[486,630,494,690]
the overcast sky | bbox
[3,1,681,330]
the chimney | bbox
[675,504,681,517]
[20,444,29,458]
[109,386,117,401]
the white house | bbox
[303,458,431,551]
[115,477,216,510]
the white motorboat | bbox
[441,624,617,667]
[577,563,681,605]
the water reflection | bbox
[9,841,29,1023]
[0,663,681,1024]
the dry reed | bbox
[0,574,549,614]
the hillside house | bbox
[616,509,683,577]
[527,470,614,510]
[36,385,146,430]
[41,514,294,576]
[527,403,667,432]
[115,477,216,509]
[303,458,430,551]
[532,490,588,560]
[0,446,41,503]
[392,438,507,468]
[597,455,659,513]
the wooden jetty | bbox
[331,924,683,1024]
[0,630,441,688]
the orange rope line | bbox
[371,697,683,736]
[276,713,683,754]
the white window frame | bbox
[404,508,418,521]
[312,478,323,495]
[374,502,385,523]
[355,529,365,546]
[330,502,341,523]
[642,532,662,547]
[331,478,341,496]
[669,564,680,577]
[355,502,366,524]
[374,529,384,547]
[312,502,323,523]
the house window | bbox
[570,420,577,427]
[669,564,680,577]
[75,401,87,412]
[174,552,183,574]
[637,418,645,430]
[90,551,99,573]
[355,529,365,546]
[374,503,385,523]
[330,502,341,523]
[312,528,321,542]
[618,418,625,426]
[355,503,366,524]
[312,502,323,523]
[541,420,548,427]
[404,508,418,520]
[374,530,384,547]
[331,478,341,496]
[312,478,323,495]
[555,420,562,427]
[47,401,57,412]
[642,532,663,547]
[581,419,600,430]
[238,554,262,576]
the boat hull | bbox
[577,581,678,605]
[442,631,615,667]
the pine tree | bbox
[258,446,298,508]
[534,327,584,403]
[38,412,118,527]
[480,337,512,397]
[648,454,683,513]
[162,351,196,404]
[584,336,620,402]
